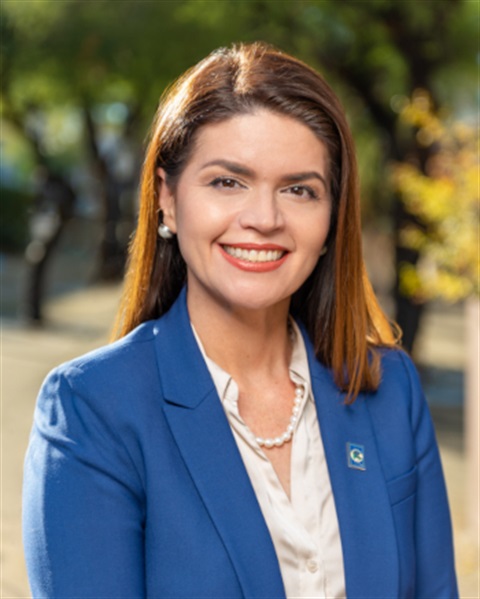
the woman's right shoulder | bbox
[27,321,166,514]
[37,319,163,417]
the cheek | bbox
[176,197,233,242]
[174,206,216,258]
[300,212,331,253]
[174,201,199,238]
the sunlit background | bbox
[1,1,478,596]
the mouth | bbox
[221,245,286,263]
[219,243,289,273]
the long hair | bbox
[112,42,398,402]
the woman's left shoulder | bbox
[367,347,429,425]
[373,346,423,396]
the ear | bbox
[156,167,177,233]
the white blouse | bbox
[192,321,346,599]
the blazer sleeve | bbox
[22,366,146,598]
[399,352,459,598]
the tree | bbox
[170,0,476,349]
[1,0,225,318]
[393,92,478,303]
[1,0,475,339]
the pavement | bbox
[1,284,479,597]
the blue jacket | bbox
[23,288,458,598]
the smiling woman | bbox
[156,111,331,316]
[116,43,395,402]
[23,42,458,598]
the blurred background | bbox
[1,0,478,596]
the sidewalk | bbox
[1,284,479,597]
[2,284,122,598]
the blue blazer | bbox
[23,288,458,598]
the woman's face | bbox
[158,109,332,317]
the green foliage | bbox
[0,185,33,252]
[0,0,476,239]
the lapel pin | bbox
[347,442,366,470]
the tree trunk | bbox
[24,172,76,322]
[83,104,126,281]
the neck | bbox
[187,293,292,386]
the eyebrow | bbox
[201,160,254,177]
[200,159,328,190]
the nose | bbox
[238,189,285,233]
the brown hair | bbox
[113,41,398,401]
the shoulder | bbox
[35,289,193,431]
[361,347,427,440]
[37,319,163,422]
[29,322,166,504]
[61,319,158,374]
[374,347,426,422]
[298,317,421,409]
[60,318,157,377]
[32,318,174,490]
[377,347,422,398]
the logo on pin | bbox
[347,442,366,470]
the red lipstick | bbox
[218,244,289,273]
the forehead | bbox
[185,109,329,175]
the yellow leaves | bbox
[393,164,456,221]
[399,90,445,145]
[400,262,475,303]
[392,91,479,302]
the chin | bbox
[221,289,292,314]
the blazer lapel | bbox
[153,289,286,599]
[300,325,399,599]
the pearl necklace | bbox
[255,383,303,449]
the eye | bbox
[209,176,245,190]
[283,184,319,201]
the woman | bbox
[23,42,458,598]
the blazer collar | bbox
[153,290,399,599]
[299,322,399,598]
[152,287,213,409]
[153,288,286,598]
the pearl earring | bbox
[158,223,174,240]
[319,246,327,256]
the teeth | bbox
[223,246,285,263]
